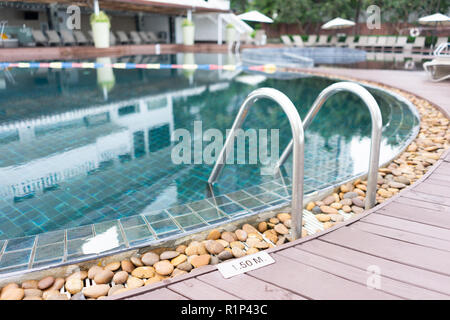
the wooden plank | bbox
[362,213,450,241]
[394,196,450,214]
[125,287,188,300]
[352,221,450,251]
[426,177,450,188]
[378,201,450,229]
[246,252,397,299]
[300,240,450,295]
[413,182,450,198]
[321,227,450,276]
[400,190,450,207]
[197,272,305,300]
[278,247,448,299]
[168,278,239,300]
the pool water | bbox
[0,53,419,241]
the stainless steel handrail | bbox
[208,88,305,239]
[275,82,383,210]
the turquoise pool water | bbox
[0,53,419,245]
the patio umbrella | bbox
[321,17,355,30]
[418,13,450,26]
[237,11,274,23]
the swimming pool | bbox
[0,53,419,273]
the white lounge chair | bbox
[304,35,317,47]
[423,42,450,81]
[129,31,143,45]
[138,31,152,44]
[292,35,304,47]
[116,31,130,44]
[355,36,368,49]
[405,36,425,53]
[329,36,338,47]
[374,36,387,51]
[281,35,294,46]
[73,30,89,45]
[110,32,117,46]
[31,29,48,46]
[435,37,449,49]
[342,35,355,48]
[366,36,378,50]
[45,30,61,46]
[316,35,329,46]
[147,32,160,43]
[60,30,76,46]
[394,36,408,52]
[384,36,397,51]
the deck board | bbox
[125,287,188,300]
[168,278,240,300]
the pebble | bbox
[88,265,104,279]
[171,254,187,266]
[388,181,406,189]
[1,288,24,300]
[221,231,236,243]
[343,192,358,199]
[190,254,211,268]
[230,241,245,249]
[242,224,258,234]
[23,296,43,300]
[394,176,410,185]
[323,195,336,205]
[207,229,221,240]
[83,285,110,299]
[210,255,220,265]
[329,214,344,222]
[377,189,393,198]
[105,261,121,271]
[316,214,331,222]
[311,206,322,214]
[177,261,193,272]
[131,256,144,267]
[283,219,292,228]
[126,276,144,289]
[42,290,60,300]
[274,223,289,235]
[276,236,286,245]
[38,276,54,290]
[160,251,180,260]
[246,248,259,255]
[172,269,188,277]
[320,206,339,214]
[65,278,83,294]
[70,292,86,300]
[323,222,335,230]
[342,205,352,213]
[121,260,135,273]
[113,271,129,284]
[277,213,291,223]
[131,266,155,279]
[352,206,364,214]
[154,260,174,276]
[340,198,352,206]
[330,202,343,210]
[176,245,187,253]
[258,221,268,232]
[218,250,233,261]
[235,229,247,241]
[24,288,42,297]
[94,269,114,284]
[205,240,225,255]
[108,285,124,296]
[21,280,38,289]
[46,293,68,300]
[141,252,160,266]
[306,202,315,211]
[352,197,365,208]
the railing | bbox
[433,42,450,57]
[208,88,306,239]
[275,82,382,210]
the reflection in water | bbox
[96,57,115,101]
[0,53,419,239]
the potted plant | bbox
[226,24,235,45]
[91,11,110,48]
[182,19,195,45]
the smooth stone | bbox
[221,231,236,243]
[83,284,110,299]
[231,247,245,258]
[23,296,42,300]
[276,236,286,245]
[389,181,406,189]
[145,276,164,286]
[108,284,124,296]
[126,276,144,289]
[172,268,188,277]
[323,222,335,230]
[171,254,187,266]
[258,221,268,233]
[176,245,187,254]
[269,217,280,224]
[66,271,88,281]
[205,240,224,255]
[21,280,38,289]
[207,229,221,240]
[88,265,104,279]
[343,192,358,199]
[24,288,42,297]
[50,278,65,291]
[340,198,353,206]
[131,266,155,279]
[234,229,248,243]
[394,176,410,185]
[274,224,289,235]
[1,288,24,300]
[247,232,263,240]
[38,276,54,290]
[94,269,114,284]
[121,260,135,273]
[46,293,68,300]
[377,189,393,198]
[306,202,316,211]
[113,271,129,284]
[246,248,259,255]
[311,206,322,214]
[320,206,339,214]
[70,292,86,300]
[105,261,121,272]
[2,283,19,292]
[352,198,365,208]
[329,214,344,222]
[277,213,291,223]
[217,239,229,248]
[130,256,144,267]
[316,214,331,222]
[154,260,174,276]
[352,206,365,214]
[210,255,220,265]
[323,195,336,205]
[218,250,233,261]
[242,224,258,234]
[177,261,193,272]
[141,252,160,266]
[283,219,292,228]
[42,289,60,300]
[190,254,211,268]
[342,205,352,213]
[65,279,83,294]
[330,202,343,210]
[160,251,180,260]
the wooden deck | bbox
[109,69,450,300]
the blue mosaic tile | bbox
[37,230,65,247]
[150,219,180,235]
[4,235,35,252]
[219,203,247,216]
[67,225,93,241]
[226,190,251,202]
[34,243,65,262]
[143,210,170,223]
[244,186,267,196]
[123,225,154,242]
[31,258,64,269]
[175,214,204,228]
[237,197,265,209]
[120,215,146,229]
[0,249,32,268]
[188,200,214,212]
[167,205,192,217]
[208,195,232,206]
[0,264,29,274]
[254,192,282,204]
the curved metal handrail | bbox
[275,82,383,210]
[208,88,305,239]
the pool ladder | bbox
[208,82,383,240]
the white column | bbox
[187,9,192,21]
[217,14,222,45]
[94,0,100,15]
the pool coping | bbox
[0,67,422,281]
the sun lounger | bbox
[31,29,48,46]
[281,35,294,46]
[147,31,160,43]
[435,37,449,50]
[138,31,152,44]
[304,35,317,47]
[292,35,304,47]
[45,30,61,46]
[383,36,396,51]
[405,36,425,53]
[116,31,130,45]
[366,36,378,50]
[355,36,368,49]
[109,32,116,46]
[73,30,89,45]
[374,36,387,51]
[329,35,338,46]
[129,31,143,45]
[59,30,76,46]
[394,36,408,52]
[342,35,355,48]
[316,35,329,46]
